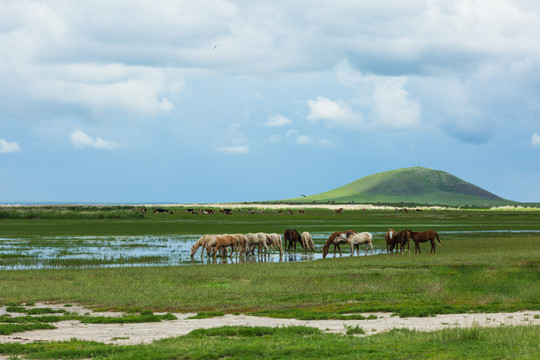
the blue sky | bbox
[1,0,540,203]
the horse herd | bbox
[190,228,442,259]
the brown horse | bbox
[322,230,358,258]
[409,230,441,254]
[391,230,411,254]
[284,229,303,252]
[384,228,395,253]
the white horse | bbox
[337,231,374,256]
[266,233,283,255]
[246,232,269,255]
[301,232,315,251]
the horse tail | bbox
[435,232,442,246]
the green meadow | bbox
[0,206,539,358]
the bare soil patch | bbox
[1,304,539,345]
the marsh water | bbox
[0,232,388,270]
[2,230,538,270]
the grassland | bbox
[0,205,539,358]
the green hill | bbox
[286,167,516,207]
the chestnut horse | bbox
[409,230,441,254]
[384,228,395,253]
[391,230,411,254]
[322,230,358,258]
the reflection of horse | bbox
[409,230,441,254]
[336,231,373,256]
[392,230,411,254]
[301,232,315,251]
[322,230,358,258]
[284,229,303,251]
[385,228,395,253]
[191,235,218,257]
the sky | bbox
[1,0,540,204]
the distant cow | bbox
[153,208,169,213]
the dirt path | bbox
[1,304,539,345]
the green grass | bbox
[0,234,538,318]
[0,325,537,359]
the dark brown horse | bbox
[322,230,358,258]
[284,229,303,251]
[409,230,441,254]
[391,230,411,254]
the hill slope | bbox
[286,167,515,207]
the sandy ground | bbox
[1,304,539,345]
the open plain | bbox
[0,204,539,358]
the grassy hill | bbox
[285,167,517,207]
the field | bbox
[0,205,539,358]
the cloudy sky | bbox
[1,0,540,203]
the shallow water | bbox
[1,230,537,270]
[0,232,386,270]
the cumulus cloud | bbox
[532,133,540,148]
[70,130,121,150]
[307,96,361,129]
[370,77,421,130]
[263,114,292,127]
[296,134,332,148]
[0,139,21,153]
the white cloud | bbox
[0,139,21,153]
[370,77,421,130]
[263,114,291,127]
[307,96,362,129]
[218,145,249,154]
[218,123,249,154]
[70,130,120,150]
[296,134,332,148]
[532,133,540,148]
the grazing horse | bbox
[322,230,358,258]
[409,230,441,254]
[392,230,411,254]
[301,231,315,251]
[335,208,344,214]
[336,232,373,256]
[266,233,283,255]
[245,233,269,255]
[190,234,218,257]
[284,229,303,251]
[234,234,247,255]
[211,235,239,257]
[385,228,395,253]
[153,208,169,213]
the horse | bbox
[336,231,373,256]
[322,230,358,258]
[191,235,218,257]
[392,230,411,254]
[284,229,303,251]
[211,234,239,257]
[409,230,441,254]
[245,233,269,255]
[234,234,247,255]
[385,228,395,253]
[301,231,315,251]
[335,208,344,214]
[266,233,283,255]
[153,208,169,213]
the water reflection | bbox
[0,232,393,270]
